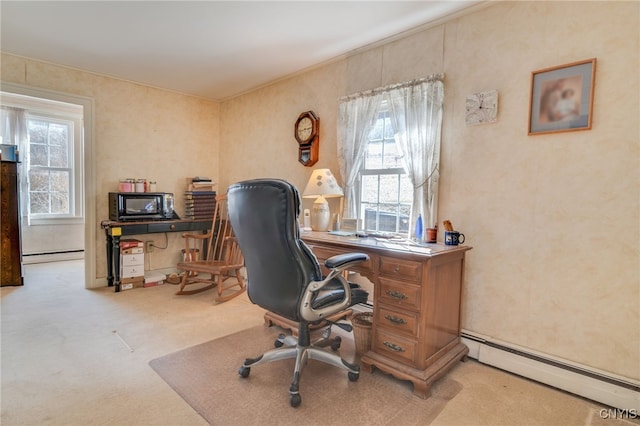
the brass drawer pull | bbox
[384,314,407,325]
[386,289,408,300]
[383,341,405,352]
[393,266,401,273]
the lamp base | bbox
[311,196,330,231]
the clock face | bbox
[465,90,498,126]
[294,111,318,145]
[297,117,313,142]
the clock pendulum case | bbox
[294,111,319,167]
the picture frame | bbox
[528,58,596,135]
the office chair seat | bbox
[227,178,369,407]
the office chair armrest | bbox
[300,252,369,322]
[324,253,368,270]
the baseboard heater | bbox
[23,249,84,257]
[461,330,640,411]
[22,250,84,264]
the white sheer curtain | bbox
[337,94,383,219]
[337,75,444,235]
[388,76,444,235]
[1,106,30,219]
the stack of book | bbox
[186,176,216,192]
[185,177,216,220]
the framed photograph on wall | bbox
[528,58,596,135]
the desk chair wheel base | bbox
[237,333,361,408]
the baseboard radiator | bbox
[22,250,84,264]
[461,330,640,411]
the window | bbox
[27,117,74,215]
[1,92,84,223]
[358,110,412,233]
[338,76,444,239]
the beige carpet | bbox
[149,325,462,425]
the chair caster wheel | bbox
[290,393,301,407]
[348,371,359,382]
[238,366,250,378]
[330,336,342,351]
[274,333,285,348]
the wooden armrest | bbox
[181,232,210,240]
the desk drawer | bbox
[377,277,421,311]
[379,257,422,282]
[373,329,417,366]
[376,305,419,337]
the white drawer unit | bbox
[120,252,144,279]
[121,253,144,267]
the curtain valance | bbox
[338,74,444,103]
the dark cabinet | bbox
[1,161,23,286]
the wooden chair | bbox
[175,194,246,302]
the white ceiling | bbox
[1,1,480,101]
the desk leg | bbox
[112,235,121,292]
[106,232,114,287]
[360,341,469,399]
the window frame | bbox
[27,113,78,220]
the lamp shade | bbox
[302,169,344,199]
[302,169,343,231]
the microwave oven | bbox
[109,192,177,221]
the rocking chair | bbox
[175,194,246,302]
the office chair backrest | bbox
[227,179,322,321]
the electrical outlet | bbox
[145,241,154,253]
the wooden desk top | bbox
[300,230,471,258]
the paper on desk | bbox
[329,230,355,236]
[376,239,432,254]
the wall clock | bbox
[465,89,498,126]
[294,111,319,167]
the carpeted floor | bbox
[149,325,463,425]
[5,261,628,425]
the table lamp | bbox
[302,168,344,231]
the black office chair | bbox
[227,178,369,407]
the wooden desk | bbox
[301,231,471,398]
[101,219,212,292]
